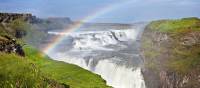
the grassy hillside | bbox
[0,53,68,88]
[24,46,110,88]
[0,46,110,88]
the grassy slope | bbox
[24,46,110,88]
[0,52,69,88]
[0,53,46,88]
[143,17,200,74]
[0,46,110,88]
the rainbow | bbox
[42,0,136,54]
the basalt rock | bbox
[0,35,25,56]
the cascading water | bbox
[47,28,146,88]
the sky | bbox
[0,0,200,23]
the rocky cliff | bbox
[141,17,200,88]
[0,13,36,23]
[0,13,33,56]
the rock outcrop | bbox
[0,35,25,56]
[0,13,33,56]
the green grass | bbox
[0,25,7,36]
[0,46,110,88]
[23,46,110,88]
[147,17,200,33]
[0,53,64,88]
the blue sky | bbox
[0,0,200,23]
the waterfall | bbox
[47,28,146,88]
[95,60,145,88]
[51,54,146,88]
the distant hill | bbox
[79,22,133,30]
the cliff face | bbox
[141,17,200,88]
[0,13,37,38]
[0,13,36,23]
[0,13,33,56]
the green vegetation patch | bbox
[0,53,66,88]
[0,19,29,38]
[24,46,110,88]
[168,45,200,74]
[147,17,200,33]
[0,46,110,88]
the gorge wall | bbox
[141,17,200,88]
